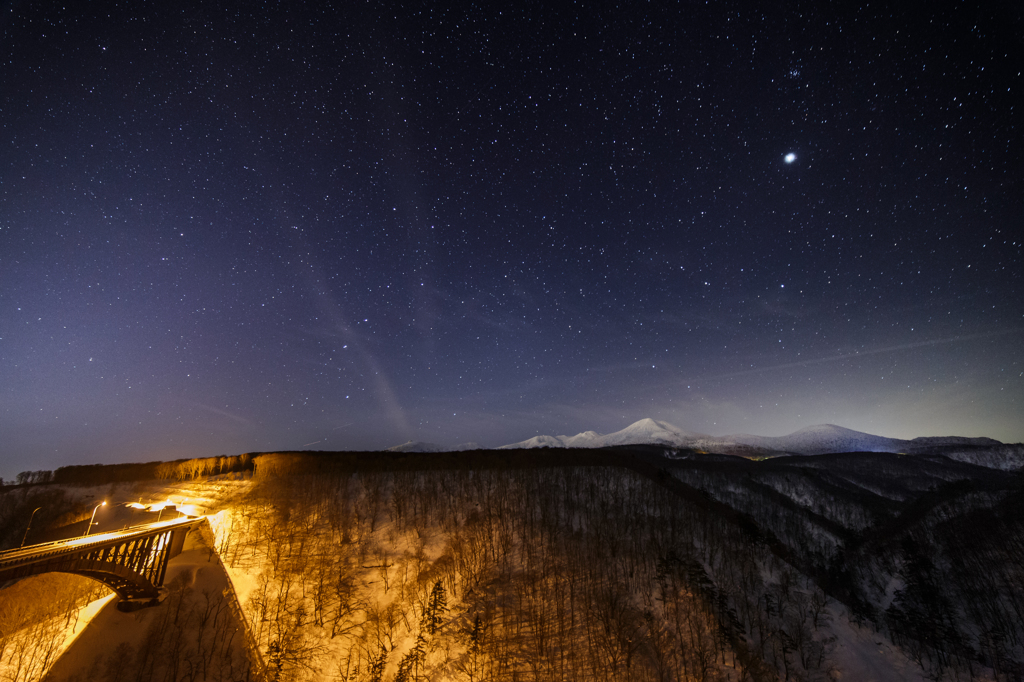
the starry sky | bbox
[2,1,1022,478]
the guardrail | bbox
[0,517,203,569]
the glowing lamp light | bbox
[85,501,106,536]
[176,503,200,518]
[155,499,175,522]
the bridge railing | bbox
[0,517,202,570]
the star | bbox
[0,0,1018,472]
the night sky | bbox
[2,1,1022,478]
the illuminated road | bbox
[0,516,204,571]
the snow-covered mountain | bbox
[496,418,1019,464]
[386,418,1020,468]
[500,435,577,449]
[727,424,903,455]
[501,420,925,455]
[601,418,708,447]
[499,418,706,450]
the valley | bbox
[0,443,1021,681]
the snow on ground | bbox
[0,593,115,682]
[498,417,711,449]
[828,608,931,682]
[495,417,1018,462]
[207,509,259,607]
[42,522,250,682]
[497,417,911,454]
[4,473,255,681]
[730,424,905,455]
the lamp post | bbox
[21,507,42,548]
[85,501,106,536]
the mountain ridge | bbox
[497,419,912,455]
[388,418,1023,469]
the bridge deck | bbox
[0,517,203,571]
[0,517,207,605]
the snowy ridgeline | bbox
[457,418,1023,470]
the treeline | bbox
[2,454,258,489]
[8,470,55,486]
[0,486,93,551]
[3,445,683,490]
[248,446,695,478]
[153,454,254,481]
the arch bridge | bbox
[0,517,205,610]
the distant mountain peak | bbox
[789,424,868,437]
[499,418,710,450]
[726,424,902,455]
[389,418,1012,467]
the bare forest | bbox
[2,448,1022,682]
[209,454,842,681]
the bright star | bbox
[784,153,797,163]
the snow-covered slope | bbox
[498,418,1013,461]
[601,418,709,447]
[500,435,570,449]
[390,418,1014,464]
[727,424,905,455]
[499,418,713,450]
[560,431,603,448]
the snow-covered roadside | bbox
[207,509,259,606]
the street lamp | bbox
[85,501,106,536]
[21,507,42,548]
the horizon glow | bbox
[0,2,1021,479]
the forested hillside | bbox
[663,450,1024,680]
[210,453,839,681]
[2,448,1021,681]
